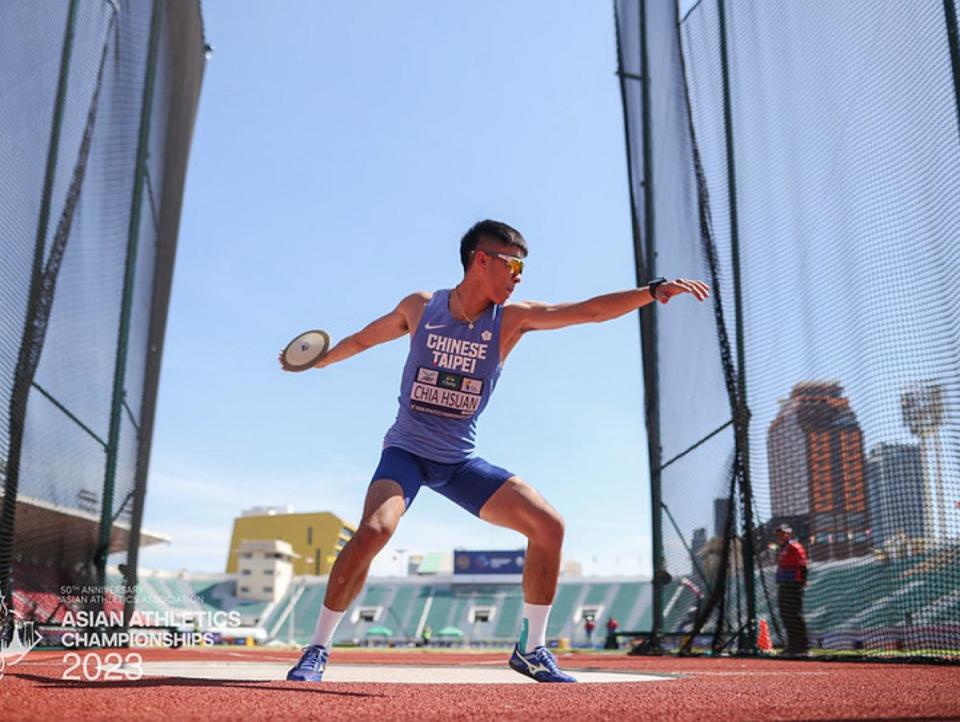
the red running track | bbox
[2,647,958,721]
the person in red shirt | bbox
[584,617,596,647]
[775,524,809,656]
[604,617,619,649]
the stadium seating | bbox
[13,550,954,654]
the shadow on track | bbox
[9,672,385,697]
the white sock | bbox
[309,605,345,648]
[519,602,551,653]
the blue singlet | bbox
[382,289,503,463]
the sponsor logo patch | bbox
[417,368,439,384]
[411,367,483,418]
[438,372,462,390]
[462,378,482,394]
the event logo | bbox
[50,584,244,681]
[0,596,44,680]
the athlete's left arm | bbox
[506,279,710,334]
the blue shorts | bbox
[371,446,514,517]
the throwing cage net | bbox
[0,0,206,637]
[616,0,960,660]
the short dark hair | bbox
[459,220,528,272]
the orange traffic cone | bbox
[757,617,773,652]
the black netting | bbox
[1,0,206,634]
[616,0,960,660]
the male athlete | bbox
[282,220,709,682]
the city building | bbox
[865,442,926,546]
[226,508,355,576]
[236,539,297,602]
[713,497,732,539]
[691,527,707,564]
[767,381,870,560]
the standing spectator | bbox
[421,625,432,648]
[775,524,809,656]
[604,616,619,650]
[584,617,596,647]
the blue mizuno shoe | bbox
[509,644,577,683]
[286,644,329,682]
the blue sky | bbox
[139,1,666,577]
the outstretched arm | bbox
[279,292,427,371]
[506,279,709,334]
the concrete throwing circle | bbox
[137,661,677,684]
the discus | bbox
[281,329,330,371]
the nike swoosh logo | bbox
[424,323,446,330]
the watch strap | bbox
[648,277,667,300]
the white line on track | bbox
[137,661,677,684]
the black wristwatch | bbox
[647,277,667,300]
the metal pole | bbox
[614,0,665,650]
[0,0,80,633]
[98,0,163,597]
[122,0,207,634]
[637,0,666,652]
[717,0,757,653]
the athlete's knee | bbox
[355,516,398,552]
[530,508,564,548]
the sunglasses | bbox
[476,249,524,275]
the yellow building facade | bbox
[226,509,355,576]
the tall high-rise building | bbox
[865,442,926,546]
[713,497,732,539]
[767,381,870,560]
[691,527,707,559]
[690,527,708,577]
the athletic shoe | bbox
[508,644,577,683]
[286,644,329,682]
